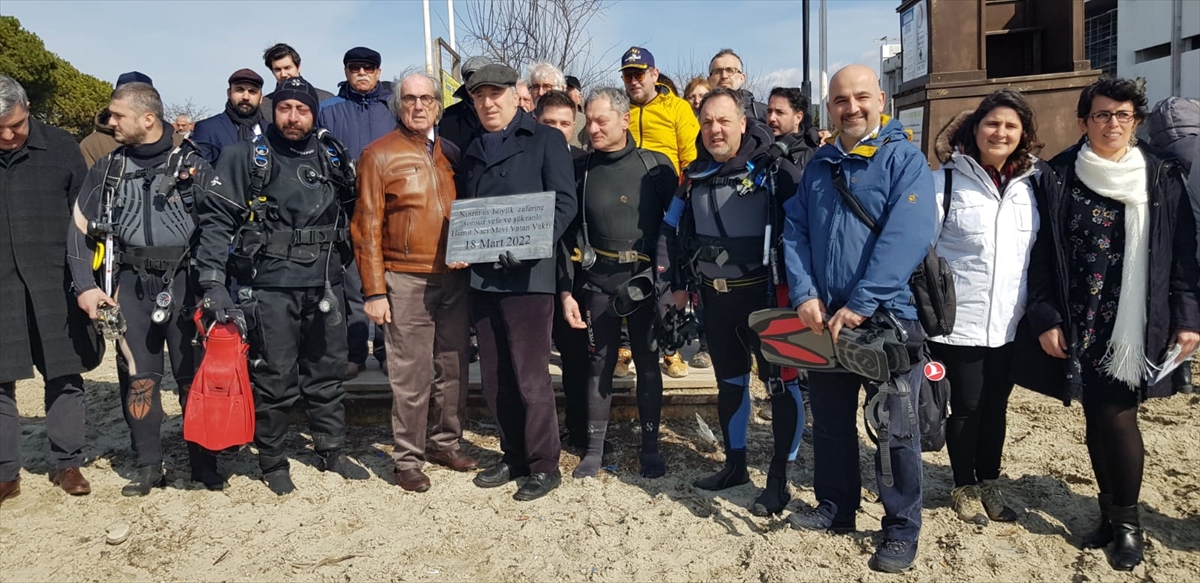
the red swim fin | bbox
[184,309,255,451]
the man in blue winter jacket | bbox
[780,64,935,574]
[318,46,398,377]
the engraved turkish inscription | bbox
[445,192,556,265]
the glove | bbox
[201,286,235,324]
[495,250,525,271]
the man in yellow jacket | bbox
[621,47,699,176]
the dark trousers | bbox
[471,291,561,474]
[553,293,590,443]
[701,282,799,474]
[343,259,385,365]
[808,318,925,542]
[113,269,198,467]
[927,341,1015,487]
[0,375,86,481]
[581,289,663,437]
[246,286,348,471]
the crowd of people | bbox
[0,39,1197,574]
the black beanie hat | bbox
[269,76,320,118]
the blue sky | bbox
[1,0,900,117]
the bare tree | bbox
[457,0,617,88]
[164,98,212,123]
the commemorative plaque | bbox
[445,192,557,265]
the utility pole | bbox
[1171,0,1182,96]
[818,0,828,126]
[802,0,811,106]
[448,0,456,52]
[423,0,434,74]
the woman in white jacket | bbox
[930,89,1046,526]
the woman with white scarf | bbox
[1014,78,1200,571]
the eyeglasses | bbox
[347,63,378,73]
[530,83,556,93]
[709,67,742,77]
[621,69,647,81]
[401,95,437,106]
[1088,110,1136,124]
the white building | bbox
[1087,0,1200,104]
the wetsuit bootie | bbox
[121,463,166,497]
[639,426,667,478]
[1107,504,1144,571]
[318,449,369,480]
[693,449,750,491]
[1082,493,1114,549]
[263,469,295,495]
[572,422,608,479]
[187,443,224,491]
[751,475,792,516]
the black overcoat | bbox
[459,109,578,295]
[0,119,100,383]
[1012,143,1200,404]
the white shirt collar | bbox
[835,124,881,155]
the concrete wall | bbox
[1116,0,1200,103]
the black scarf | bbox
[225,100,265,141]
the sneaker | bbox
[689,350,712,369]
[979,480,1019,522]
[786,505,852,532]
[869,539,918,573]
[950,484,989,525]
[121,463,166,497]
[614,347,634,378]
[662,353,688,378]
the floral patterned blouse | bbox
[1065,178,1128,394]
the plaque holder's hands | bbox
[447,261,469,270]
[494,250,525,271]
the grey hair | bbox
[585,87,630,116]
[0,75,30,118]
[389,68,444,122]
[111,82,164,120]
[174,114,193,123]
[528,63,565,89]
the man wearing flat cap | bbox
[319,46,397,379]
[191,68,267,163]
[440,55,493,150]
[457,63,577,501]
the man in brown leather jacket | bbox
[351,71,478,493]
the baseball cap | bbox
[228,68,264,88]
[565,75,582,91]
[465,64,519,93]
[343,46,382,68]
[620,47,654,70]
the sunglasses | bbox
[347,63,378,73]
[621,69,647,81]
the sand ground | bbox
[1,354,1198,582]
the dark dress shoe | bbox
[0,478,20,504]
[473,463,528,488]
[427,449,479,471]
[51,468,91,496]
[513,470,562,501]
[395,468,431,492]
